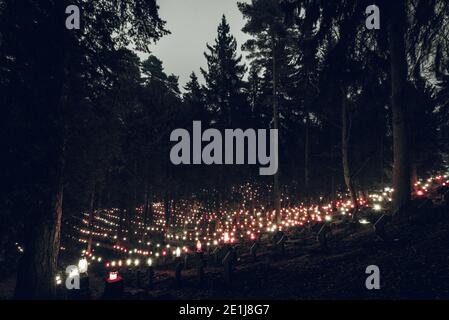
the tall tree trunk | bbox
[148,193,154,225]
[302,19,315,221]
[164,193,171,225]
[272,35,281,224]
[14,2,67,298]
[117,209,124,241]
[86,183,96,253]
[331,174,335,201]
[341,86,359,216]
[411,164,418,190]
[380,134,385,186]
[97,184,103,209]
[15,182,64,299]
[409,88,419,190]
[171,194,177,226]
[126,203,136,245]
[304,116,309,191]
[304,106,310,220]
[14,80,66,298]
[125,159,138,245]
[142,183,153,243]
[389,0,411,210]
[142,179,149,242]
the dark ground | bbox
[1,199,448,300]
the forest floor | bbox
[1,198,448,300]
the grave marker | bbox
[175,261,184,284]
[276,234,286,256]
[103,271,124,299]
[222,246,236,284]
[213,246,220,264]
[317,224,331,251]
[373,214,392,241]
[196,252,205,283]
[146,266,154,289]
[250,242,258,262]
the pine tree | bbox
[388,0,411,210]
[184,72,207,122]
[201,15,247,128]
[239,0,294,223]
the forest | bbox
[0,0,449,300]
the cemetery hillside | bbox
[0,0,449,302]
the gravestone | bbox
[103,274,124,299]
[130,269,137,287]
[136,269,143,288]
[276,234,286,256]
[222,251,233,284]
[175,261,184,284]
[184,253,189,269]
[443,189,449,206]
[250,242,258,262]
[212,246,221,265]
[196,253,205,283]
[433,186,449,206]
[373,214,392,241]
[146,266,154,289]
[222,247,236,284]
[272,231,286,256]
[317,223,331,251]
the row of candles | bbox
[50,172,449,286]
[61,173,448,272]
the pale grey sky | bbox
[141,0,251,89]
